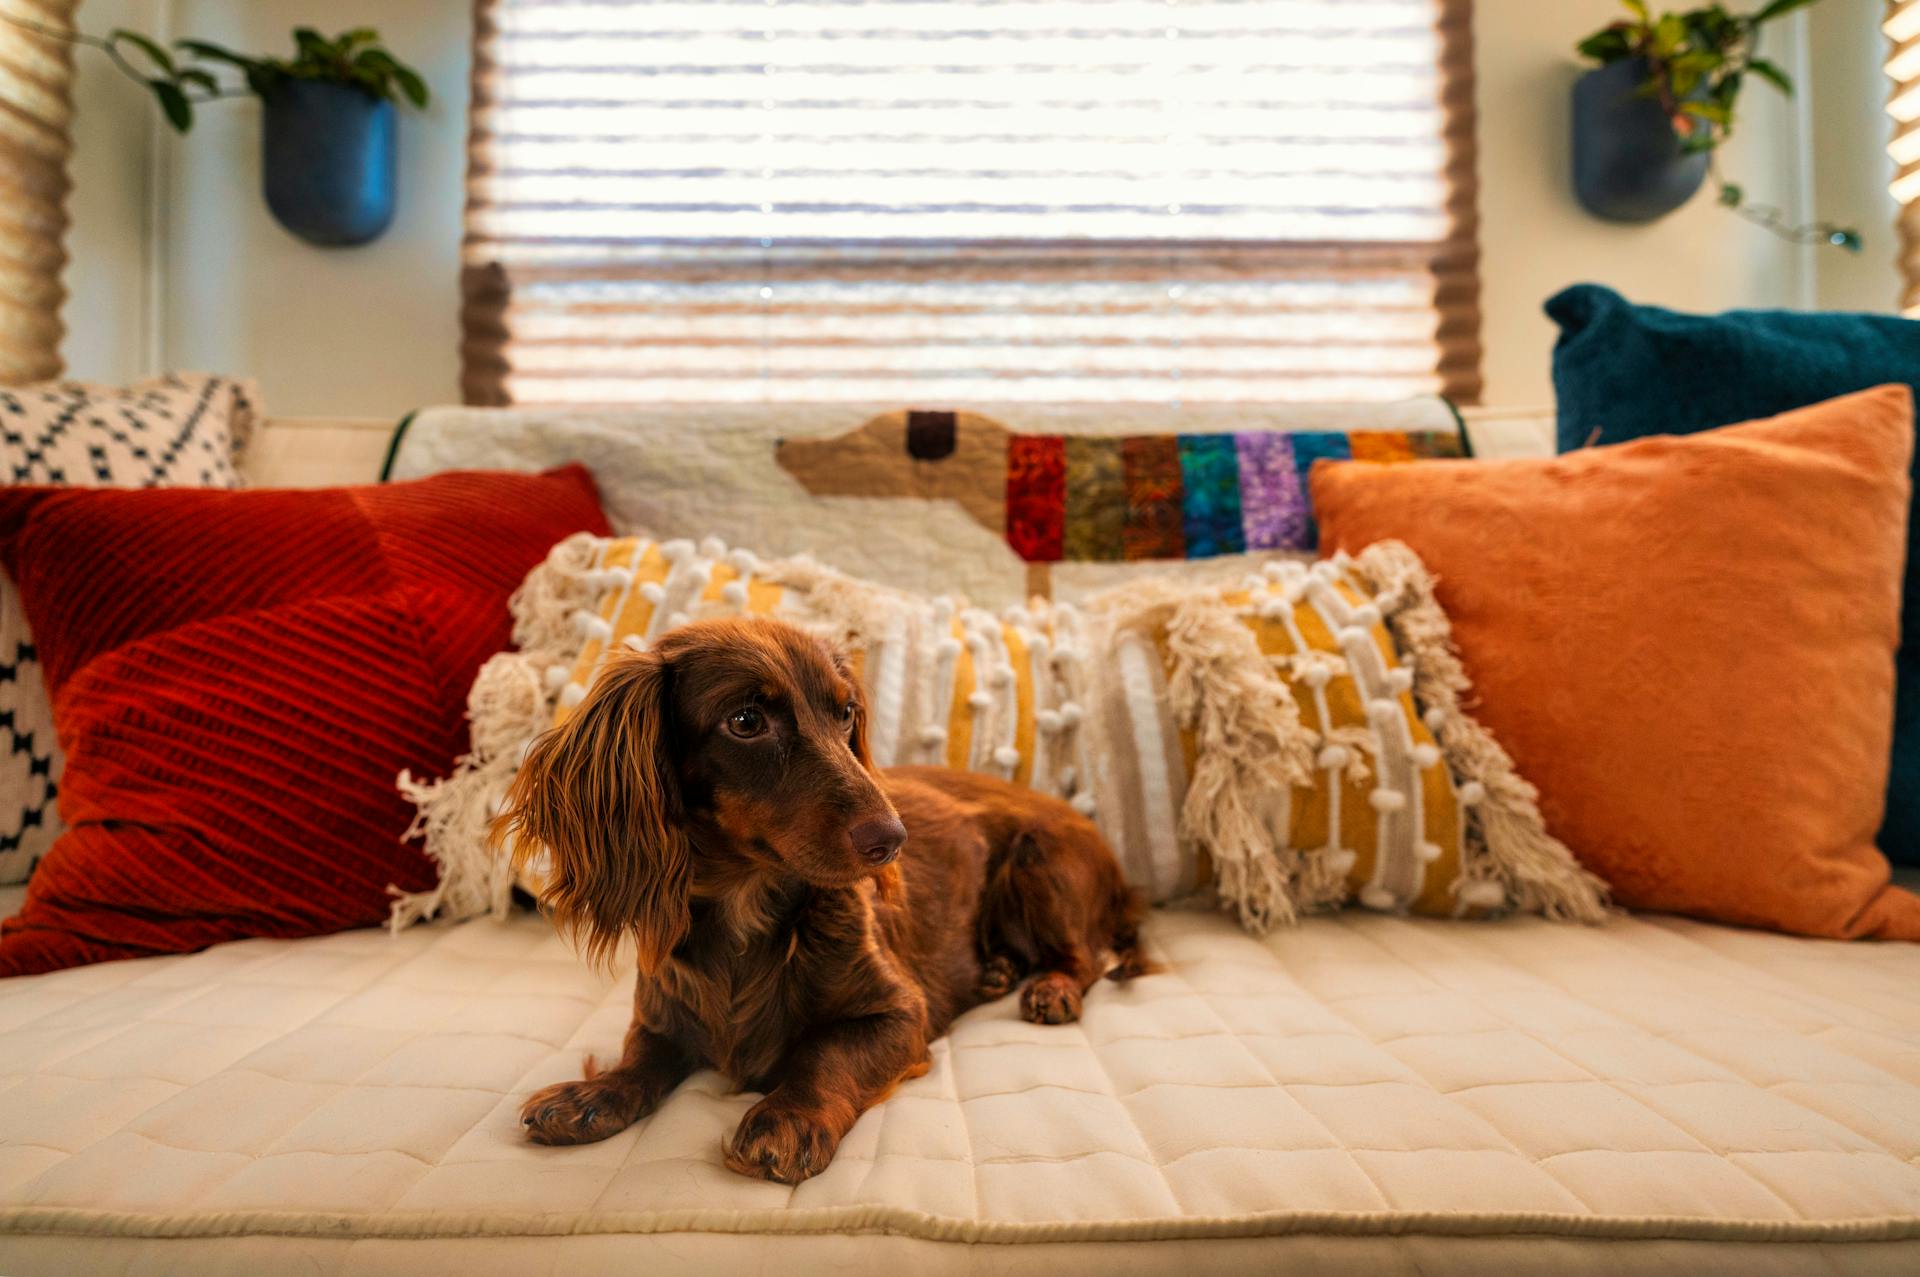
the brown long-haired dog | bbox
[494,615,1146,1184]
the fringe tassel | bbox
[387,532,609,931]
[1349,542,1613,924]
[1094,581,1318,932]
[764,553,918,652]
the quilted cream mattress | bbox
[3,884,1918,1276]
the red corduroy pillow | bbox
[0,466,610,975]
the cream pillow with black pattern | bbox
[0,373,259,883]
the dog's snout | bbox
[850,815,908,866]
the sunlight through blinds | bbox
[463,0,1482,405]
[0,0,77,384]
[1891,0,1920,314]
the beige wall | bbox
[59,1,1905,414]
[62,0,164,385]
[1809,0,1903,312]
[62,0,470,415]
[1477,1,1795,403]
[155,0,470,418]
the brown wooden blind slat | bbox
[1892,1,1920,314]
[463,0,1483,405]
[0,1,76,384]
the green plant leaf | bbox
[149,79,192,131]
[1718,182,1744,207]
[1832,228,1863,253]
[111,29,175,75]
[392,64,428,108]
[1652,14,1685,56]
[1692,6,1739,42]
[337,27,378,52]
[354,46,430,108]
[353,49,397,99]
[293,27,334,65]
[1680,99,1732,123]
[1715,71,1742,114]
[176,68,219,95]
[1747,57,1793,94]
[1622,0,1650,18]
[1754,0,1817,22]
[1576,26,1634,62]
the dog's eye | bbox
[841,701,856,724]
[725,707,767,739]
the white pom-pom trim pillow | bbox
[397,534,1607,934]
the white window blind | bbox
[0,0,77,385]
[1891,0,1920,314]
[463,0,1482,405]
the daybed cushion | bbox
[2,888,1917,1275]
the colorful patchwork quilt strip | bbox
[1004,430,1463,562]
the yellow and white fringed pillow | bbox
[396,534,1608,933]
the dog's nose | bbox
[849,815,908,865]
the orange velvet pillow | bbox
[1311,385,1919,940]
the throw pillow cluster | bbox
[399,531,1609,934]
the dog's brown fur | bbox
[494,616,1146,1184]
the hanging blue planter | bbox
[261,79,397,247]
[1571,58,1708,224]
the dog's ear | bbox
[493,649,692,974]
[838,654,878,773]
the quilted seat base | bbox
[2,889,1918,1275]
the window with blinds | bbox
[1891,0,1920,315]
[463,0,1481,406]
[0,0,77,385]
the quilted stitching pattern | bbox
[2,906,1916,1246]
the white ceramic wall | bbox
[57,0,1906,414]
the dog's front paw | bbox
[977,954,1019,1000]
[520,1076,651,1146]
[1019,971,1083,1025]
[724,1099,842,1184]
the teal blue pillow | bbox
[1548,283,1920,865]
